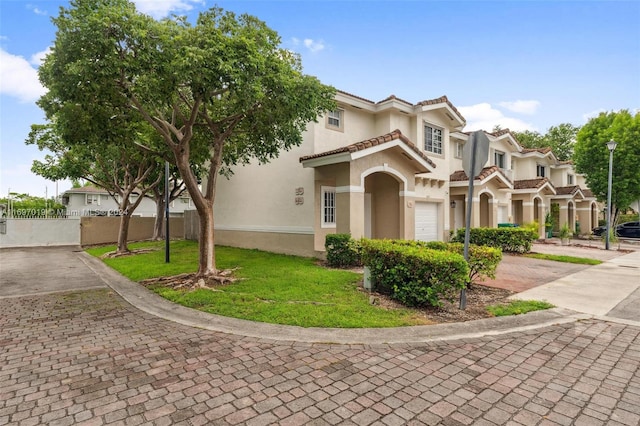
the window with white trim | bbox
[455,142,464,159]
[86,194,100,205]
[567,174,574,185]
[536,164,546,178]
[424,124,443,155]
[321,186,336,227]
[326,110,343,131]
[494,150,505,169]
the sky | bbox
[1,0,639,198]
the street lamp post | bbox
[605,140,617,250]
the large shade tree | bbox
[574,110,640,220]
[41,0,336,278]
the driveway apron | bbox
[0,246,106,298]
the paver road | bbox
[1,289,639,425]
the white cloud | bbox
[133,0,204,19]
[26,4,48,16]
[303,39,325,53]
[498,100,540,115]
[30,47,51,66]
[459,103,536,132]
[291,37,326,53]
[0,48,47,103]
[581,108,606,123]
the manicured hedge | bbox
[450,227,537,253]
[360,239,468,308]
[325,234,362,267]
[388,240,502,285]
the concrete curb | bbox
[78,251,592,345]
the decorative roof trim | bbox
[449,166,513,189]
[300,129,436,172]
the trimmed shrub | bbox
[382,239,502,285]
[361,239,468,308]
[450,227,537,253]
[325,234,362,268]
[444,242,502,284]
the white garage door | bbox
[415,202,439,241]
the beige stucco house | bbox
[212,90,597,257]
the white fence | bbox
[0,218,81,248]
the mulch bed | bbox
[362,283,515,324]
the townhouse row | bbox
[211,90,597,257]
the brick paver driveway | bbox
[1,289,639,426]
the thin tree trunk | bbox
[117,212,132,254]
[152,197,165,240]
[197,203,216,276]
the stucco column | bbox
[538,202,546,239]
[466,194,481,228]
[557,200,569,229]
[522,200,535,224]
[576,202,591,236]
[336,190,365,238]
[400,195,413,240]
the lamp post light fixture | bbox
[605,140,617,250]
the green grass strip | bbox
[523,253,602,265]
[487,300,555,317]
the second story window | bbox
[494,151,505,169]
[326,110,343,131]
[455,142,464,159]
[424,124,443,155]
[86,194,100,205]
[536,164,546,178]
[568,174,574,185]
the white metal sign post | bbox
[460,131,490,309]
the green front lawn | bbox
[86,240,429,328]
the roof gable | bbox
[300,129,436,173]
[449,166,513,189]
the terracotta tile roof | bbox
[489,129,512,137]
[299,129,436,169]
[555,185,582,196]
[376,94,413,106]
[514,178,553,190]
[582,189,595,198]
[557,160,573,165]
[335,89,376,104]
[335,91,466,124]
[521,147,552,154]
[449,165,510,182]
[416,95,466,124]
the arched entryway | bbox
[479,193,492,227]
[364,172,401,239]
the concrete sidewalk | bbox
[511,249,640,323]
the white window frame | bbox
[326,109,344,131]
[424,123,443,155]
[321,186,336,228]
[455,142,464,159]
[86,194,100,206]
[567,174,574,185]
[536,164,546,178]
[494,150,505,169]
